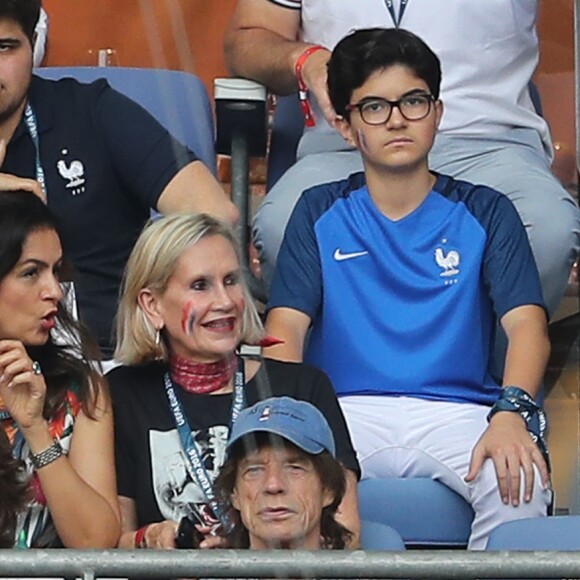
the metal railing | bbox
[2,550,580,579]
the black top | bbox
[3,76,197,355]
[109,358,360,527]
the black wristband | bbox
[487,386,549,469]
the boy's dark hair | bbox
[0,428,30,548]
[0,0,41,44]
[327,27,442,118]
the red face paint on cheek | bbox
[181,300,197,336]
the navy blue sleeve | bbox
[93,80,198,210]
[470,188,546,319]
[267,188,326,320]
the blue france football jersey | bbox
[268,173,545,406]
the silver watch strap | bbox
[30,439,64,469]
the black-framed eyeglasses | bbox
[345,93,435,125]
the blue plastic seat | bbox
[358,478,474,547]
[35,66,216,174]
[486,515,580,550]
[361,520,406,550]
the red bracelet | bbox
[134,525,149,549]
[294,45,326,128]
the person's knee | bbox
[469,459,551,512]
[525,195,580,261]
[519,194,580,313]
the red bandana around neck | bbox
[169,352,238,394]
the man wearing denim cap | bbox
[214,397,352,550]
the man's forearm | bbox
[225,28,311,96]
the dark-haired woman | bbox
[0,191,120,548]
[0,428,29,548]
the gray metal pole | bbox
[3,550,580,579]
[230,131,250,264]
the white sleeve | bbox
[33,8,49,67]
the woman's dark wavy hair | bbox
[0,192,103,419]
[328,27,442,118]
[0,429,30,548]
[0,0,41,44]
[214,433,352,549]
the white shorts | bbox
[339,395,552,549]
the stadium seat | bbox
[486,515,580,550]
[358,478,474,547]
[361,520,406,550]
[35,67,216,175]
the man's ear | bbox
[322,487,335,510]
[335,116,357,147]
[433,99,444,130]
[137,288,164,330]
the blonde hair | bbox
[115,213,264,365]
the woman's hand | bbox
[0,141,44,200]
[143,521,228,550]
[0,340,46,429]
[144,520,179,549]
[197,524,229,549]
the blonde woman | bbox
[110,213,360,550]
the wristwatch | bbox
[30,439,64,470]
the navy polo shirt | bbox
[2,76,197,355]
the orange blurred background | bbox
[42,0,576,186]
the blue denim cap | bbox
[227,396,336,457]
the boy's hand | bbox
[465,411,550,506]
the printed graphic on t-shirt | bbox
[12,390,80,548]
[150,425,228,525]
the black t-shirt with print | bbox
[109,358,359,527]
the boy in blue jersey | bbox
[264,27,552,549]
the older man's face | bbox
[231,442,334,550]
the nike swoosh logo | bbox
[333,249,369,261]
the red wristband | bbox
[134,525,150,549]
[294,45,326,128]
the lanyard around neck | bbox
[163,356,246,527]
[22,103,47,201]
[385,0,409,28]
